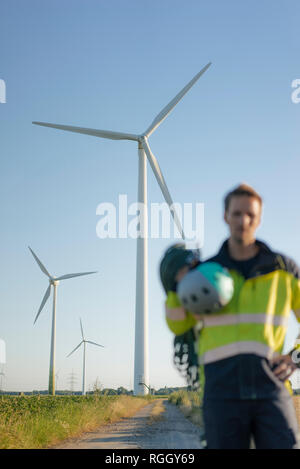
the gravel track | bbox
[53,399,204,450]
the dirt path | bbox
[53,399,204,450]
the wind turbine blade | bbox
[56,271,97,280]
[141,139,185,239]
[33,284,51,324]
[144,62,212,138]
[32,122,139,141]
[80,318,84,341]
[67,341,83,358]
[28,247,52,279]
[86,341,104,348]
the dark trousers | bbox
[203,397,300,449]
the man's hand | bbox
[270,354,298,381]
[175,261,198,283]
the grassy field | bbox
[0,394,152,449]
[2,392,298,449]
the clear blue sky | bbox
[1,0,300,391]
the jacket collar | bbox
[211,238,279,278]
[218,238,273,259]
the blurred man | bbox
[163,183,300,449]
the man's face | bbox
[224,196,262,245]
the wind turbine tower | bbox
[32,63,211,395]
[29,247,97,395]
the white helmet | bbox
[177,262,234,314]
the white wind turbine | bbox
[29,246,97,395]
[32,62,211,395]
[67,318,104,395]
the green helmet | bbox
[159,243,200,293]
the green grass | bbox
[0,394,150,449]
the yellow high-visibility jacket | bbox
[166,240,300,399]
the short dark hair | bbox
[224,183,263,212]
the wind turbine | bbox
[29,246,97,395]
[67,318,104,395]
[32,62,211,395]
[55,369,60,393]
